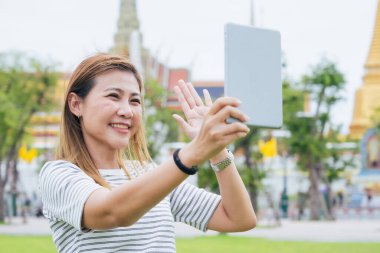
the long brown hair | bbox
[56,53,151,188]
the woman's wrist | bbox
[178,144,202,167]
[209,149,229,164]
[210,149,234,172]
[173,149,198,175]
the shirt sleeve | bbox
[39,160,103,232]
[170,182,221,232]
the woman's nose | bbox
[117,102,133,118]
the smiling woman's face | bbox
[78,69,142,152]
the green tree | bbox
[221,78,303,215]
[143,79,180,159]
[280,78,306,216]
[0,52,58,222]
[285,59,346,220]
[234,128,265,212]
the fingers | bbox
[208,97,241,116]
[173,114,192,134]
[207,122,249,140]
[203,89,213,107]
[202,121,249,148]
[223,121,249,146]
[221,122,250,136]
[201,103,249,145]
[175,80,214,110]
[206,100,249,124]
[186,82,204,106]
[216,105,249,124]
[177,80,196,109]
[173,85,191,113]
[222,130,250,144]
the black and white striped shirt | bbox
[39,160,221,253]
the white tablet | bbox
[224,23,283,128]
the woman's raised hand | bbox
[181,96,250,166]
[173,80,213,139]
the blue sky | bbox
[0,0,378,133]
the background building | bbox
[350,0,380,139]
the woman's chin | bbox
[110,139,131,150]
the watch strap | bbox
[210,149,234,172]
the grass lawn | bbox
[177,236,380,253]
[0,235,379,253]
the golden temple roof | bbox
[349,0,380,139]
[365,0,380,70]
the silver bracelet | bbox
[210,149,234,172]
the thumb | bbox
[173,114,192,135]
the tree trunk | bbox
[308,166,321,220]
[6,145,19,216]
[325,184,335,220]
[0,160,10,223]
[10,161,19,217]
[248,180,258,211]
[263,189,281,226]
[0,182,5,222]
[243,142,259,211]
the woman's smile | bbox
[109,122,131,133]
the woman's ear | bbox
[67,92,82,118]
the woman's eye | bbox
[108,93,119,99]
[131,99,141,104]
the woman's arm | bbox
[173,81,256,232]
[83,151,189,229]
[207,149,256,232]
[82,97,249,230]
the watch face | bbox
[211,151,234,172]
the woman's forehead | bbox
[94,70,140,93]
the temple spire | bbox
[349,0,380,138]
[365,0,380,71]
[110,0,140,56]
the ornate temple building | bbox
[350,0,380,139]
[29,76,67,151]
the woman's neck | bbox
[94,157,120,169]
[84,140,120,169]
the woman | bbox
[39,53,256,253]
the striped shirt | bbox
[39,160,221,253]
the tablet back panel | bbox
[224,23,282,128]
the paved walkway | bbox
[1,217,379,242]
